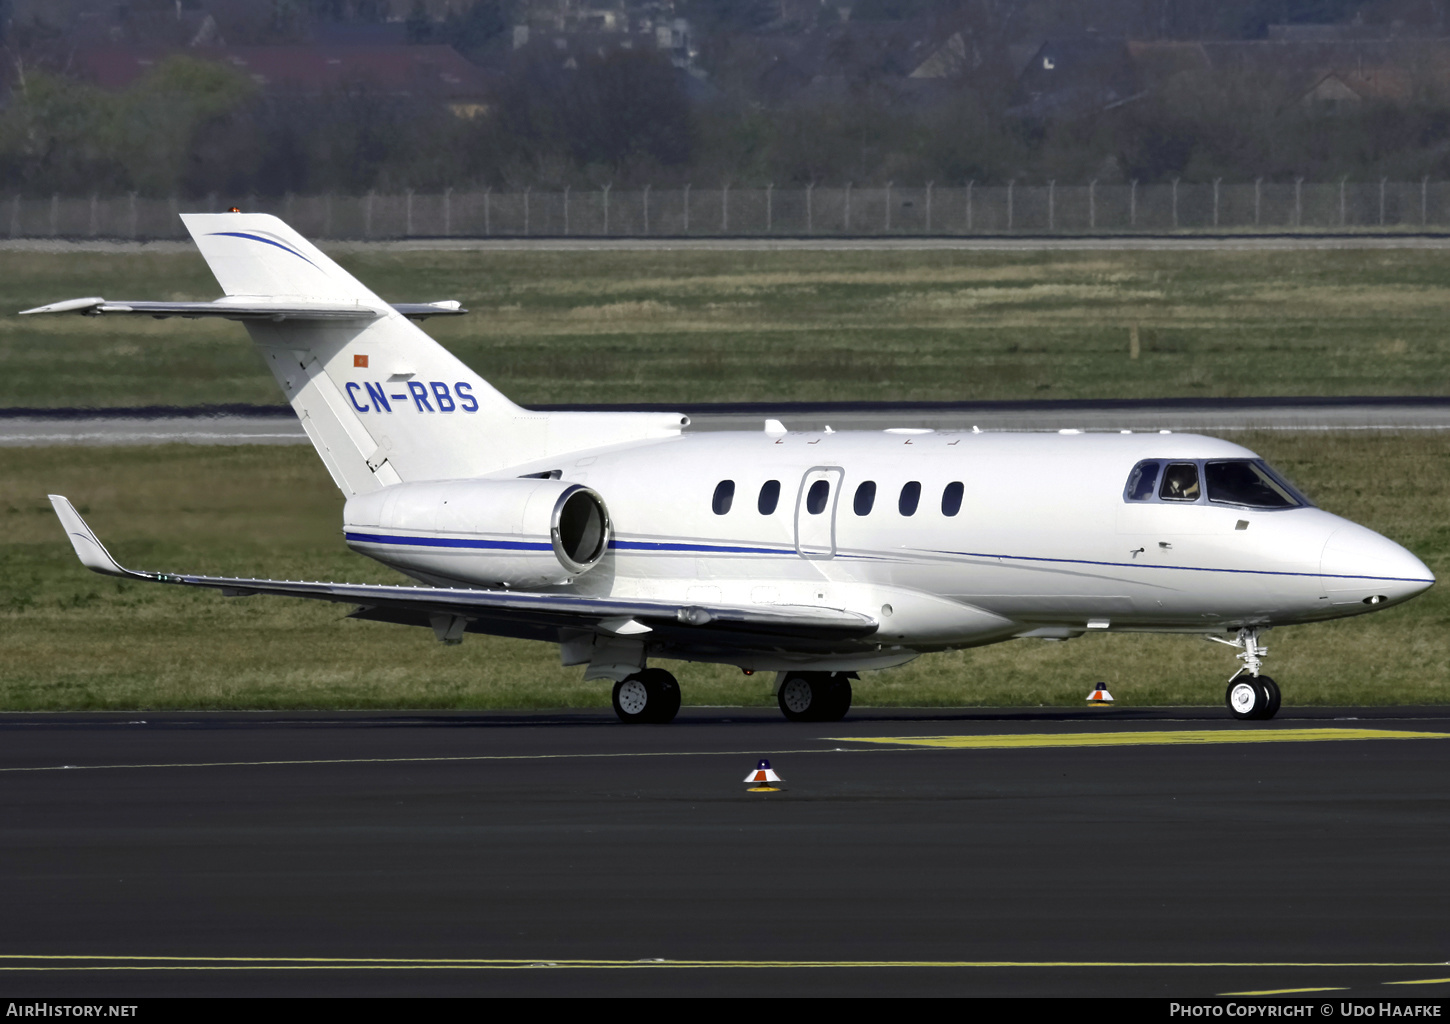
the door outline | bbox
[795,466,844,559]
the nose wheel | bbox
[1226,674,1280,721]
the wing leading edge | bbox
[20,298,466,321]
[48,496,879,643]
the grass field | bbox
[2,432,1446,711]
[3,246,1450,407]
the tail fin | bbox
[180,214,683,495]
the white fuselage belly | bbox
[345,429,1433,659]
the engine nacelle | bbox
[343,478,611,588]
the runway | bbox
[5,397,1450,446]
[1,706,1447,997]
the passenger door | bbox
[795,467,844,559]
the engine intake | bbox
[343,478,611,588]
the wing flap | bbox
[48,497,878,640]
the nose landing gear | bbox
[1209,628,1281,721]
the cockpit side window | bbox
[1159,462,1201,502]
[1124,461,1161,502]
[1205,461,1301,509]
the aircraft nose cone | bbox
[1320,524,1435,608]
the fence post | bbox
[49,193,57,237]
[1254,178,1261,227]
[1379,177,1386,226]
[925,181,932,233]
[806,182,813,235]
[720,183,728,233]
[844,182,851,232]
[1089,179,1096,230]
[365,191,374,238]
[966,180,973,232]
[1171,178,1178,229]
[563,185,570,236]
[1295,177,1302,227]
[444,187,452,236]
[1048,179,1055,232]
[884,181,892,232]
[1007,179,1015,231]
[1422,176,1429,226]
[1213,178,1220,228]
[128,191,138,239]
[1130,180,1137,227]
[683,183,690,234]
[406,188,414,236]
[643,183,650,235]
[484,187,491,237]
[766,182,772,233]
[524,186,531,236]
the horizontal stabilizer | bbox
[20,298,467,321]
[49,498,879,640]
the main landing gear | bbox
[611,668,681,724]
[1209,627,1281,721]
[777,672,853,723]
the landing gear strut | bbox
[612,668,681,724]
[777,672,852,723]
[1209,628,1281,721]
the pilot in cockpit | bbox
[1160,463,1201,501]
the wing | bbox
[20,298,466,321]
[49,496,879,646]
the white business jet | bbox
[30,214,1434,724]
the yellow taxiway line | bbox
[830,728,1450,750]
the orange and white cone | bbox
[1087,681,1114,703]
[744,758,783,791]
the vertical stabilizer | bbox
[179,214,685,495]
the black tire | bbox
[777,672,852,723]
[612,668,681,724]
[1258,675,1281,720]
[1226,677,1270,721]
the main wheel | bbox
[1226,677,1271,721]
[612,668,681,724]
[777,673,852,723]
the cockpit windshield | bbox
[1124,458,1309,509]
[1205,461,1302,509]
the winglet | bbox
[48,495,139,578]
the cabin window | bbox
[853,481,876,516]
[712,480,735,515]
[899,481,921,516]
[758,479,781,515]
[1124,461,1161,502]
[1159,463,1200,502]
[1206,461,1301,509]
[806,479,830,515]
[941,481,964,516]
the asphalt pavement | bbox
[1,705,1447,997]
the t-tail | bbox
[24,213,687,494]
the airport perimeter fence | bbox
[12,180,1450,240]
